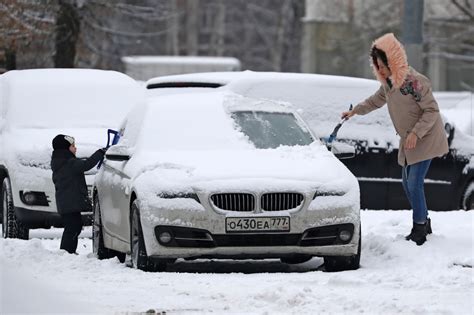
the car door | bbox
[100,155,131,243]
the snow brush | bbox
[324,104,353,150]
[97,129,120,169]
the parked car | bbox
[0,69,143,239]
[434,91,473,137]
[93,90,361,272]
[146,72,474,211]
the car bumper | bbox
[140,204,360,259]
[15,207,93,229]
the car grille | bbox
[261,193,304,211]
[210,193,255,212]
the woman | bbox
[51,134,105,254]
[342,33,448,246]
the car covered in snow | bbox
[146,71,474,211]
[0,69,143,239]
[434,91,473,137]
[93,90,361,272]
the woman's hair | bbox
[370,46,389,70]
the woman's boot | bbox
[410,223,427,246]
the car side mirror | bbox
[105,145,131,161]
[331,141,355,159]
[105,154,130,161]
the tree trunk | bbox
[54,0,80,68]
[5,49,16,70]
[186,0,199,55]
[166,0,180,55]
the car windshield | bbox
[231,111,314,149]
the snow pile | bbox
[1,210,472,314]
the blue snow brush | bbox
[325,104,353,150]
[97,129,120,169]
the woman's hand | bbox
[405,132,418,150]
[341,110,356,120]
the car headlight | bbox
[313,191,346,199]
[158,192,200,203]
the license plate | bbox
[226,217,290,233]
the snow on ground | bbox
[1,210,473,315]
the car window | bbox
[147,82,223,89]
[231,111,314,149]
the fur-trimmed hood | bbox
[371,33,409,89]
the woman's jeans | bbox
[401,159,432,224]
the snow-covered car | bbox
[146,71,474,210]
[0,69,143,239]
[93,90,361,272]
[434,91,473,137]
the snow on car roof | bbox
[129,90,302,152]
[0,69,143,129]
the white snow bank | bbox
[1,210,472,315]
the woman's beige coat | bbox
[353,34,449,166]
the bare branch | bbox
[82,16,174,37]
[451,0,474,20]
[0,2,53,35]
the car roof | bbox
[0,69,143,129]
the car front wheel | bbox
[93,194,125,262]
[323,228,361,272]
[2,178,29,239]
[130,200,167,272]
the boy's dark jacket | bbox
[51,149,104,214]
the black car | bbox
[338,128,473,210]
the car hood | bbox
[2,128,110,169]
[124,144,358,196]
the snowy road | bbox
[1,210,473,315]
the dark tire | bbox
[2,178,29,239]
[462,182,474,211]
[130,200,167,272]
[280,255,313,264]
[93,194,125,262]
[324,228,361,272]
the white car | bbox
[0,69,143,239]
[93,90,361,272]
